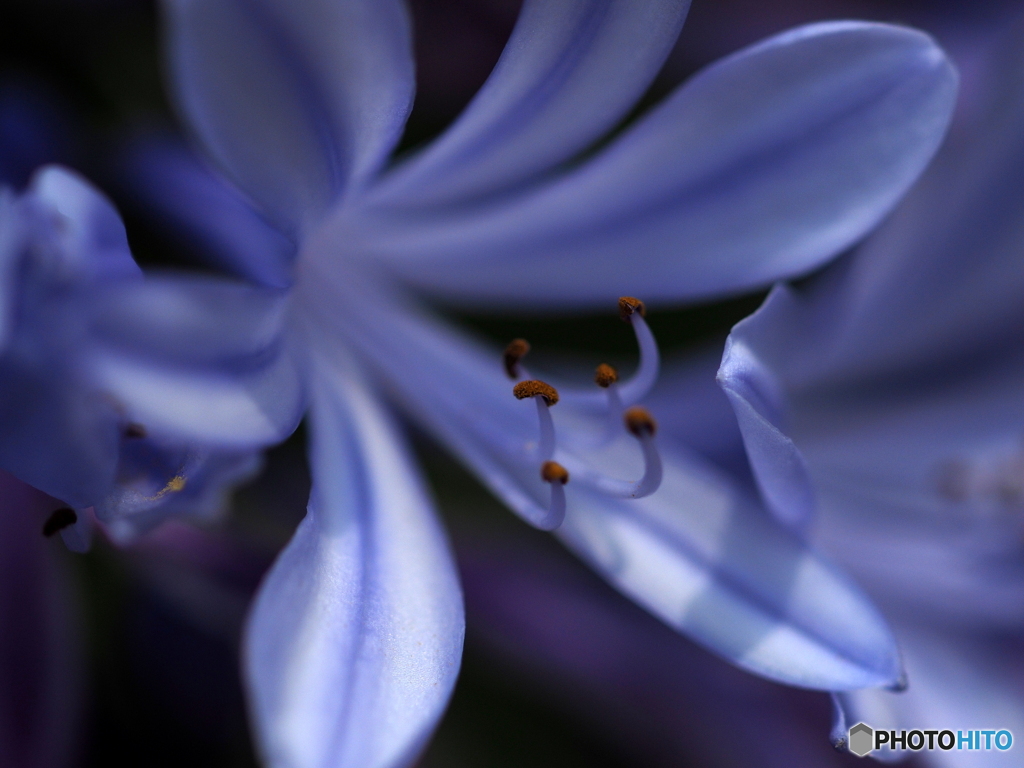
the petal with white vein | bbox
[244,360,464,768]
[350,21,956,307]
[163,0,414,230]
[718,309,817,530]
[372,0,690,208]
[88,274,304,448]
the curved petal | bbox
[370,0,691,209]
[719,302,816,530]
[837,627,1024,767]
[347,21,956,307]
[116,134,295,289]
[87,274,304,448]
[726,279,1024,628]
[29,166,140,283]
[557,447,900,690]
[303,275,901,691]
[244,361,464,768]
[0,173,133,506]
[162,0,414,230]
[736,18,1024,385]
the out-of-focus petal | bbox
[162,0,414,230]
[88,274,304,448]
[348,21,956,307]
[244,362,463,768]
[0,175,128,506]
[769,17,1024,384]
[838,627,1024,767]
[371,0,691,209]
[719,299,816,530]
[116,135,295,288]
[29,166,140,283]
[800,354,1024,629]
[97,442,262,542]
[725,289,1024,627]
[309,278,901,691]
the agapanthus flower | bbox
[20,0,959,764]
[0,164,263,551]
[714,16,1024,763]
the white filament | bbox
[534,395,556,460]
[562,429,662,499]
[558,313,660,411]
[537,481,566,531]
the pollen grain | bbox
[513,379,559,405]
[624,406,657,437]
[541,461,569,485]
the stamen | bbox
[513,380,560,460]
[618,296,646,321]
[618,299,659,405]
[623,408,662,497]
[148,474,187,500]
[513,379,559,405]
[504,338,531,379]
[594,364,618,388]
[590,363,625,447]
[552,297,660,410]
[541,460,569,484]
[539,460,568,530]
[43,507,77,537]
[564,407,662,499]
[624,406,657,437]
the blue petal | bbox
[244,363,463,768]
[97,440,262,542]
[87,274,304,448]
[116,135,295,288]
[323,283,901,690]
[558,449,902,690]
[719,303,816,530]
[351,21,957,307]
[29,166,141,283]
[370,0,691,209]
[736,22,1024,384]
[837,627,1024,765]
[721,289,1024,628]
[0,172,132,506]
[706,27,1024,638]
[163,0,414,230]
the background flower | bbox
[714,12,1024,766]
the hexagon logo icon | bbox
[849,722,874,757]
